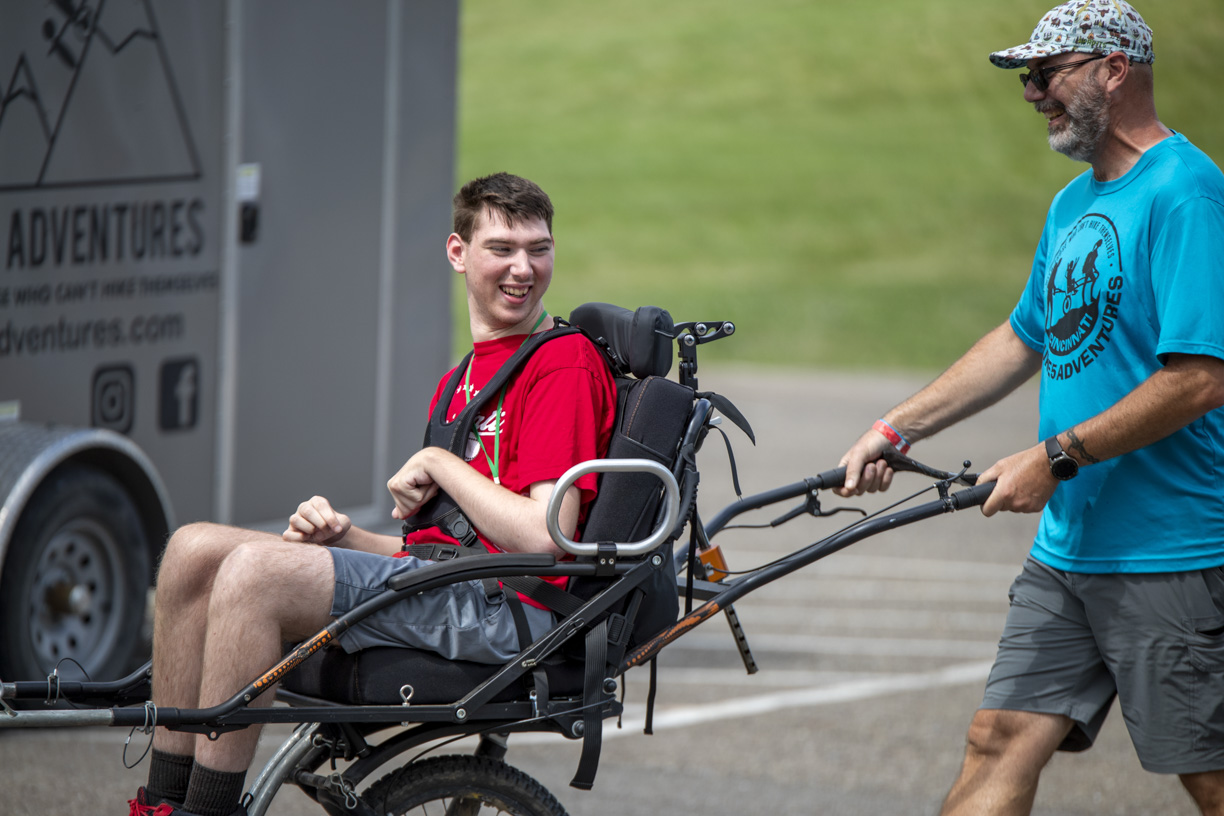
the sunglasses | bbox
[1019,55,1106,93]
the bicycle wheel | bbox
[363,754,569,816]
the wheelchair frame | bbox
[0,306,994,816]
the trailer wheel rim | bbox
[28,517,124,673]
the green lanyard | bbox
[462,311,548,485]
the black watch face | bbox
[1051,455,1078,480]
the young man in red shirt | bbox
[130,173,616,816]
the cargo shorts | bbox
[981,557,1224,774]
[327,547,555,665]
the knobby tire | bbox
[363,754,569,816]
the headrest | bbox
[568,303,674,379]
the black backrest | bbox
[579,376,693,546]
[567,304,692,646]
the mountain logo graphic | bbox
[0,0,201,192]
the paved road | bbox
[0,365,1203,815]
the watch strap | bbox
[1044,435,1063,460]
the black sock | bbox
[183,762,247,816]
[146,749,193,805]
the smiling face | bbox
[447,206,554,341]
[1025,54,1111,163]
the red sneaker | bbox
[127,788,175,816]
[127,789,247,816]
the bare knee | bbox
[963,710,1019,770]
[156,523,250,606]
[963,709,1072,766]
[1181,770,1224,814]
[208,541,283,610]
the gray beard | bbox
[1048,78,1110,163]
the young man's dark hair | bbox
[452,172,554,241]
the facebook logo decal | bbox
[159,357,200,431]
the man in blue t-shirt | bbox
[838,2,1224,813]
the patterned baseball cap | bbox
[989,0,1154,69]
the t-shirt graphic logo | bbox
[1043,213,1125,382]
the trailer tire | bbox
[0,464,151,682]
[364,755,568,816]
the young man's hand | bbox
[387,449,442,520]
[283,495,351,544]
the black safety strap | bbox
[402,324,587,541]
[695,390,755,444]
[426,499,481,548]
[571,620,609,791]
[504,591,554,717]
[401,542,504,603]
[401,542,466,562]
[710,425,745,499]
[500,576,585,617]
[423,325,585,455]
[506,595,534,652]
[569,575,650,789]
[684,524,698,615]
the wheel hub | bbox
[29,520,121,670]
[42,578,94,617]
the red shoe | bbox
[127,788,176,816]
[127,788,247,816]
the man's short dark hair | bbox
[452,172,554,241]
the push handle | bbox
[547,458,680,557]
[811,466,847,489]
[949,481,995,510]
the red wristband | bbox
[872,419,911,455]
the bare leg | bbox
[1182,770,1224,815]
[191,540,335,772]
[150,523,276,757]
[939,709,1073,816]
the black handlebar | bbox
[947,480,995,510]
[704,454,985,538]
[810,466,847,489]
[815,451,982,490]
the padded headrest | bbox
[568,303,674,379]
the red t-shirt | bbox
[398,331,617,606]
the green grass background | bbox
[454,0,1224,371]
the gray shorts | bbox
[982,557,1224,774]
[327,548,555,665]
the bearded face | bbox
[1040,72,1111,163]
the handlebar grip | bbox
[949,481,995,510]
[813,466,847,489]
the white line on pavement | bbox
[663,631,998,659]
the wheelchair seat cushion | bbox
[283,645,585,705]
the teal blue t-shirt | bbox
[1010,133,1224,573]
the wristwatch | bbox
[1044,436,1079,481]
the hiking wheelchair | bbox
[0,303,995,816]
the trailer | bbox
[0,0,457,682]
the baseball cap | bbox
[989,0,1154,69]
